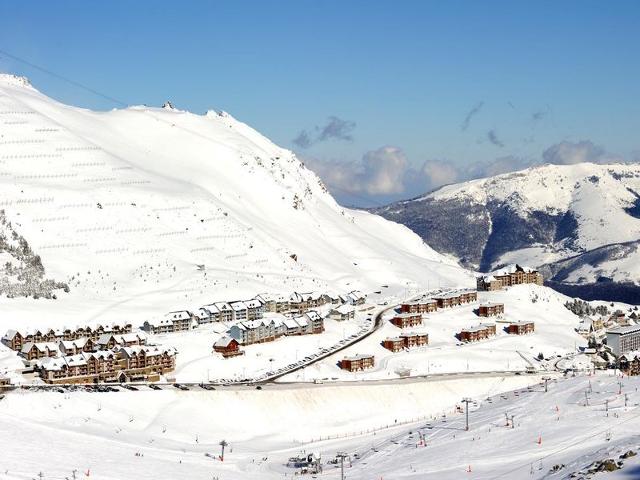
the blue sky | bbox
[1,1,639,206]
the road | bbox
[261,300,400,383]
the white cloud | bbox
[304,146,408,197]
[542,140,616,165]
[420,160,460,188]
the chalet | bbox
[399,331,429,348]
[289,292,305,313]
[96,332,147,350]
[142,318,173,335]
[255,293,277,312]
[230,301,249,321]
[36,346,177,384]
[143,311,194,334]
[400,299,438,314]
[459,326,490,343]
[2,330,23,350]
[228,318,284,345]
[244,299,265,320]
[283,316,312,336]
[433,293,461,309]
[58,337,94,356]
[117,346,177,382]
[610,310,627,324]
[576,317,604,337]
[478,302,504,317]
[168,311,194,330]
[507,321,535,335]
[193,307,214,324]
[477,264,543,291]
[3,323,133,351]
[458,289,478,303]
[20,342,59,361]
[329,305,356,322]
[327,293,342,305]
[297,292,327,309]
[305,310,325,333]
[382,337,405,352]
[390,313,422,329]
[213,336,243,358]
[347,291,366,306]
[340,354,374,372]
[618,352,640,375]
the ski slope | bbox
[0,73,467,329]
[3,371,640,479]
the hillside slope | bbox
[373,163,640,302]
[0,74,468,327]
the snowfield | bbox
[0,73,466,330]
[4,372,640,479]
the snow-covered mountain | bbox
[373,163,640,302]
[0,73,467,327]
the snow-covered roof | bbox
[399,331,428,338]
[59,337,90,349]
[607,324,640,335]
[230,301,248,311]
[283,318,300,329]
[461,326,489,333]
[2,329,19,340]
[306,311,322,321]
[214,336,237,348]
[165,310,192,321]
[21,342,59,354]
[343,354,373,361]
[332,305,355,315]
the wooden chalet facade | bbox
[478,302,505,317]
[400,299,437,314]
[382,337,405,352]
[390,313,422,329]
[507,321,535,335]
[400,332,429,348]
[433,293,461,309]
[459,324,496,343]
[35,346,177,384]
[20,342,59,361]
[618,353,640,376]
[213,336,243,358]
[2,323,132,352]
[58,338,94,356]
[340,354,374,372]
[383,331,429,352]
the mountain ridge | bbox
[372,162,640,302]
[0,73,469,327]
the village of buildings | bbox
[2,263,640,388]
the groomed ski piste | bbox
[4,371,640,479]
